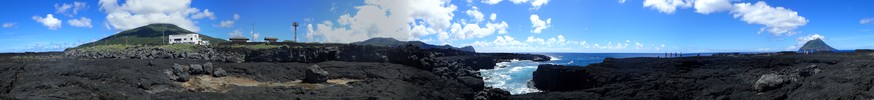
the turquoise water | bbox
[479,53,704,95]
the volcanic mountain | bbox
[352,37,476,52]
[798,38,837,52]
[75,23,226,48]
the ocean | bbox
[479,53,712,95]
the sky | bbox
[1,0,873,53]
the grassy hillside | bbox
[74,23,227,48]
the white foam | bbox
[549,56,561,61]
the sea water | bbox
[479,53,700,95]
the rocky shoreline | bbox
[16,43,874,99]
[518,52,874,99]
[4,43,550,99]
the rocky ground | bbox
[1,44,550,99]
[0,53,478,99]
[519,52,874,100]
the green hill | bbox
[798,38,836,52]
[75,23,226,48]
[352,37,476,52]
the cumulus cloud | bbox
[643,0,692,14]
[217,20,234,28]
[490,13,497,21]
[787,34,824,50]
[214,13,239,28]
[228,29,244,37]
[507,0,549,9]
[447,21,510,40]
[694,0,731,14]
[530,14,551,34]
[68,17,93,28]
[482,0,503,5]
[861,18,874,25]
[32,14,63,30]
[309,0,458,43]
[526,35,571,46]
[643,0,808,36]
[2,22,15,28]
[466,6,485,22]
[470,35,526,47]
[55,1,88,17]
[99,0,209,32]
[732,1,808,36]
[191,9,216,20]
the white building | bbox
[168,34,209,45]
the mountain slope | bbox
[75,23,226,48]
[798,38,836,52]
[352,37,476,52]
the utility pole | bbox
[293,22,299,42]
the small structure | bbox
[168,34,209,45]
[229,37,249,43]
[264,37,278,43]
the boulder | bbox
[212,68,227,77]
[531,64,595,91]
[175,71,190,82]
[202,62,214,74]
[190,64,204,74]
[163,69,179,81]
[303,65,329,83]
[172,63,185,72]
[754,74,793,91]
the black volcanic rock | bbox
[303,64,329,83]
[531,64,595,91]
[798,38,836,52]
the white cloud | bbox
[694,0,731,14]
[309,0,458,43]
[68,17,93,28]
[787,34,825,50]
[526,35,570,46]
[217,20,234,28]
[482,0,503,5]
[470,35,526,47]
[732,1,808,36]
[530,14,551,34]
[507,0,549,10]
[643,0,692,14]
[466,6,485,22]
[448,21,510,40]
[619,0,627,4]
[531,0,549,9]
[2,22,15,28]
[228,29,244,37]
[55,1,88,17]
[861,18,874,25]
[214,13,239,28]
[32,14,63,30]
[191,9,216,20]
[490,13,497,21]
[99,0,208,32]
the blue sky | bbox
[1,0,873,53]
